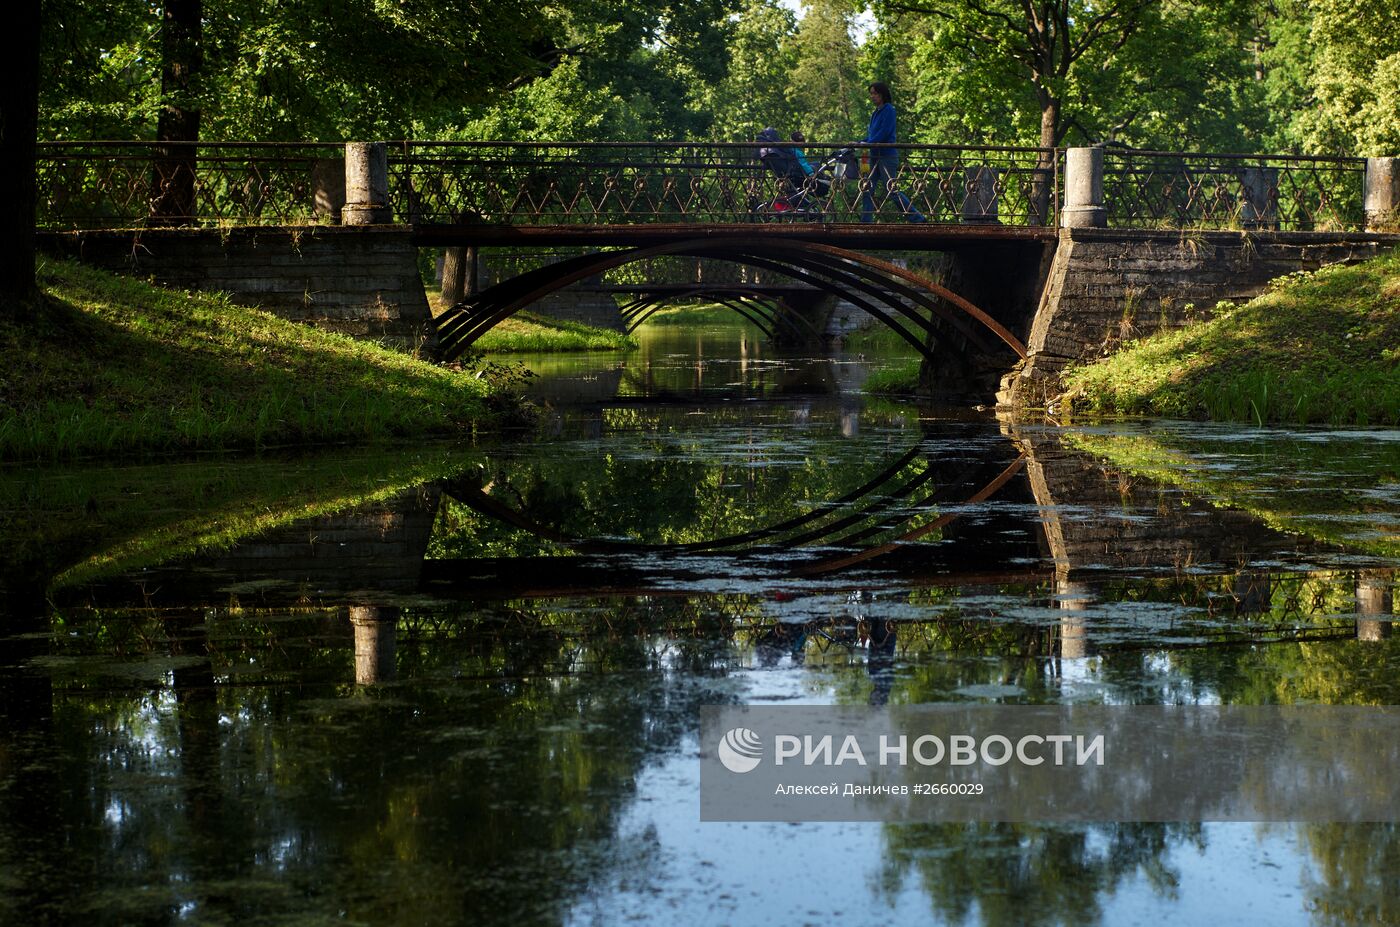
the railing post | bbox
[312,156,346,222]
[1061,147,1105,228]
[1364,157,1399,231]
[342,141,391,225]
[1240,166,1279,230]
[961,165,1000,224]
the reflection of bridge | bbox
[35,141,1400,400]
[46,420,1396,678]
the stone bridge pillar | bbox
[1356,570,1393,642]
[342,142,392,225]
[1365,157,1399,231]
[1060,148,1105,228]
[350,606,399,684]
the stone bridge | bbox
[34,140,1400,403]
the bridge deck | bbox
[409,222,1058,249]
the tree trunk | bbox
[1039,94,1060,151]
[441,247,468,305]
[150,0,203,224]
[1031,91,1060,226]
[0,0,42,316]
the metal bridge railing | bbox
[1100,149,1367,231]
[387,141,1058,228]
[35,140,342,229]
[33,140,1375,233]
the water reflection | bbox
[2,351,1399,923]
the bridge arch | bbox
[434,238,1027,364]
[617,285,827,342]
[440,442,1026,570]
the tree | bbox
[150,0,202,222]
[875,0,1162,149]
[1297,0,1400,155]
[790,0,869,143]
[703,0,799,142]
[1,0,41,314]
[38,0,561,143]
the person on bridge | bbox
[790,131,815,176]
[861,82,925,224]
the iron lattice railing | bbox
[1100,150,1366,231]
[35,141,343,229]
[33,141,1373,233]
[388,141,1059,227]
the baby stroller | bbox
[753,127,835,220]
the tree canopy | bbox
[33,0,1400,154]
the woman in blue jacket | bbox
[861,82,925,223]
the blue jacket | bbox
[863,103,897,145]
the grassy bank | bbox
[1062,249,1400,425]
[634,304,764,328]
[472,311,637,352]
[863,360,922,394]
[427,289,637,352]
[1,261,508,461]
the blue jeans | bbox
[860,155,924,222]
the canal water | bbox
[1,315,1397,926]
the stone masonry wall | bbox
[39,226,432,338]
[1001,228,1400,406]
[527,288,626,331]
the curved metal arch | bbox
[434,239,1027,363]
[616,287,788,340]
[621,289,827,347]
[689,242,1013,361]
[438,444,1025,573]
[688,250,942,361]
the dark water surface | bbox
[1,319,1398,926]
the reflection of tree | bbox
[879,821,1200,927]
[431,411,939,554]
[4,601,725,925]
[1299,823,1400,927]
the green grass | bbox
[634,304,765,328]
[863,360,923,394]
[472,311,637,352]
[0,260,511,461]
[842,323,922,354]
[1062,249,1400,425]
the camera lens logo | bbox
[718,727,763,774]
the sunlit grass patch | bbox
[1062,249,1400,425]
[472,311,637,352]
[0,260,507,460]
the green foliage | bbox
[40,0,555,141]
[789,0,869,143]
[35,0,1400,156]
[1297,0,1400,155]
[0,260,511,459]
[1062,249,1400,426]
[873,0,1272,150]
[863,359,922,394]
[702,0,799,142]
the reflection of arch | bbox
[435,239,1026,363]
[439,443,1026,572]
[617,285,825,343]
